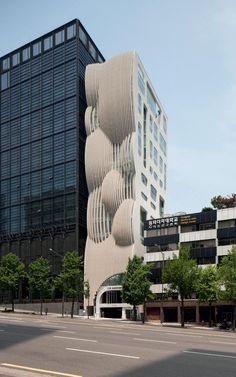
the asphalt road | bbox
[1,313,236,377]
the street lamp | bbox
[48,248,65,317]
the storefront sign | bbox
[146,216,179,230]
[180,214,197,225]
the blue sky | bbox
[1,0,235,214]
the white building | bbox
[84,51,167,318]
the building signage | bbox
[180,214,197,225]
[146,216,179,230]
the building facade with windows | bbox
[144,207,236,323]
[84,51,168,318]
[0,20,104,277]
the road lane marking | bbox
[183,351,236,359]
[93,325,125,330]
[210,340,236,346]
[110,331,140,336]
[165,332,202,338]
[40,326,67,330]
[1,363,83,377]
[0,316,23,320]
[66,348,140,359]
[57,330,75,334]
[54,335,97,342]
[134,337,176,344]
[0,319,24,323]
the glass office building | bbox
[0,20,104,273]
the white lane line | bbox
[134,338,176,345]
[166,332,202,338]
[0,329,5,332]
[210,340,236,346]
[57,330,75,334]
[66,348,140,359]
[93,326,124,330]
[0,319,24,323]
[110,331,140,336]
[54,335,97,343]
[0,316,23,320]
[183,350,236,359]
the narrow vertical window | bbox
[143,106,147,167]
[33,41,42,56]
[12,52,20,66]
[154,147,158,166]
[55,30,65,45]
[2,57,10,70]
[22,47,30,61]
[67,24,76,39]
[138,122,142,156]
[1,72,9,90]
[44,36,53,51]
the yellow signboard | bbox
[180,215,197,225]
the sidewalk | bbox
[0,306,229,331]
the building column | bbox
[122,307,126,320]
[160,305,164,323]
[196,304,200,324]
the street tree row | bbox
[0,250,90,318]
[122,246,236,329]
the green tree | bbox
[201,207,214,212]
[195,266,219,327]
[58,250,83,318]
[122,256,154,323]
[28,257,51,315]
[162,247,198,327]
[211,193,236,209]
[54,273,66,317]
[211,195,224,209]
[84,280,90,319]
[0,253,25,312]
[219,246,236,330]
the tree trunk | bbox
[87,297,90,319]
[209,302,212,327]
[11,289,14,312]
[181,297,185,327]
[61,290,65,317]
[233,304,236,331]
[40,292,43,315]
[133,305,137,321]
[71,298,74,318]
[142,301,146,324]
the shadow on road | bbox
[0,321,58,352]
[106,348,236,377]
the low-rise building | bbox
[144,207,236,323]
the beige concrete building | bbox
[84,51,167,318]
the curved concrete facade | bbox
[84,52,168,316]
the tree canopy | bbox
[195,265,219,326]
[211,193,236,209]
[28,257,51,315]
[56,250,83,318]
[162,246,198,327]
[122,255,154,321]
[0,253,25,311]
[219,246,236,330]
